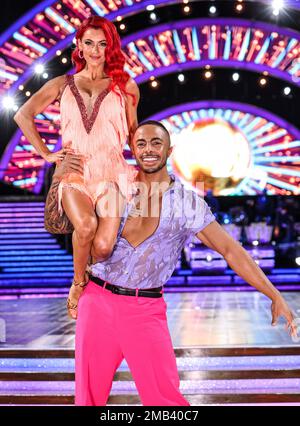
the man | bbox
[45,120,296,406]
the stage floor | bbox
[0,291,299,349]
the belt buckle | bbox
[111,285,120,295]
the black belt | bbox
[89,274,163,298]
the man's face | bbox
[131,125,172,174]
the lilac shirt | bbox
[91,175,216,289]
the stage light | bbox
[119,23,126,31]
[272,0,284,9]
[283,86,291,96]
[2,96,15,110]
[150,79,159,88]
[183,6,191,14]
[56,50,62,56]
[209,6,217,14]
[272,0,284,15]
[252,240,259,246]
[146,5,155,11]
[178,73,185,83]
[236,4,243,12]
[206,255,213,262]
[25,91,31,97]
[116,16,122,22]
[18,85,24,91]
[232,72,240,82]
[61,57,68,64]
[150,12,157,22]
[35,64,44,74]
[296,257,300,266]
[42,72,48,79]
[259,77,267,86]
[204,70,213,79]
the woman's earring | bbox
[79,50,84,59]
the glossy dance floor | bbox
[0,291,300,405]
[0,291,299,348]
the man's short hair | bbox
[134,120,171,145]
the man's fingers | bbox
[271,310,278,326]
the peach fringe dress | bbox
[57,74,137,215]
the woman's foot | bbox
[67,273,89,320]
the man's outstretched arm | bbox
[196,221,297,336]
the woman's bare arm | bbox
[13,75,70,162]
[125,78,140,143]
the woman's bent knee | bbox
[75,216,98,244]
[92,239,114,261]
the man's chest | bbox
[121,197,163,248]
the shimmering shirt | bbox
[91,175,216,289]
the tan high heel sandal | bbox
[67,272,89,317]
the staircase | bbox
[0,347,299,405]
[0,201,73,290]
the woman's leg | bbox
[61,187,98,319]
[92,184,126,261]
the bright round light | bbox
[56,50,62,56]
[146,5,155,11]
[204,70,212,79]
[259,77,267,86]
[206,255,213,262]
[35,64,44,74]
[120,23,126,30]
[61,57,67,64]
[178,73,185,82]
[151,80,158,88]
[183,6,190,13]
[272,0,284,9]
[150,12,157,21]
[273,8,280,15]
[209,6,217,14]
[283,86,291,96]
[2,96,15,109]
[25,91,31,97]
[232,72,240,82]
[252,240,259,246]
[42,72,49,79]
[296,257,300,266]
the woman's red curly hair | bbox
[72,16,135,103]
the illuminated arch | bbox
[1,2,300,192]
[149,101,300,195]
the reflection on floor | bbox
[0,291,300,405]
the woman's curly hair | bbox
[72,16,135,104]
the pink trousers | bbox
[75,280,190,406]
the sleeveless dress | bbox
[57,74,137,215]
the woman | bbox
[14,16,140,319]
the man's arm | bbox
[196,221,297,335]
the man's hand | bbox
[271,295,298,338]
[53,151,86,181]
